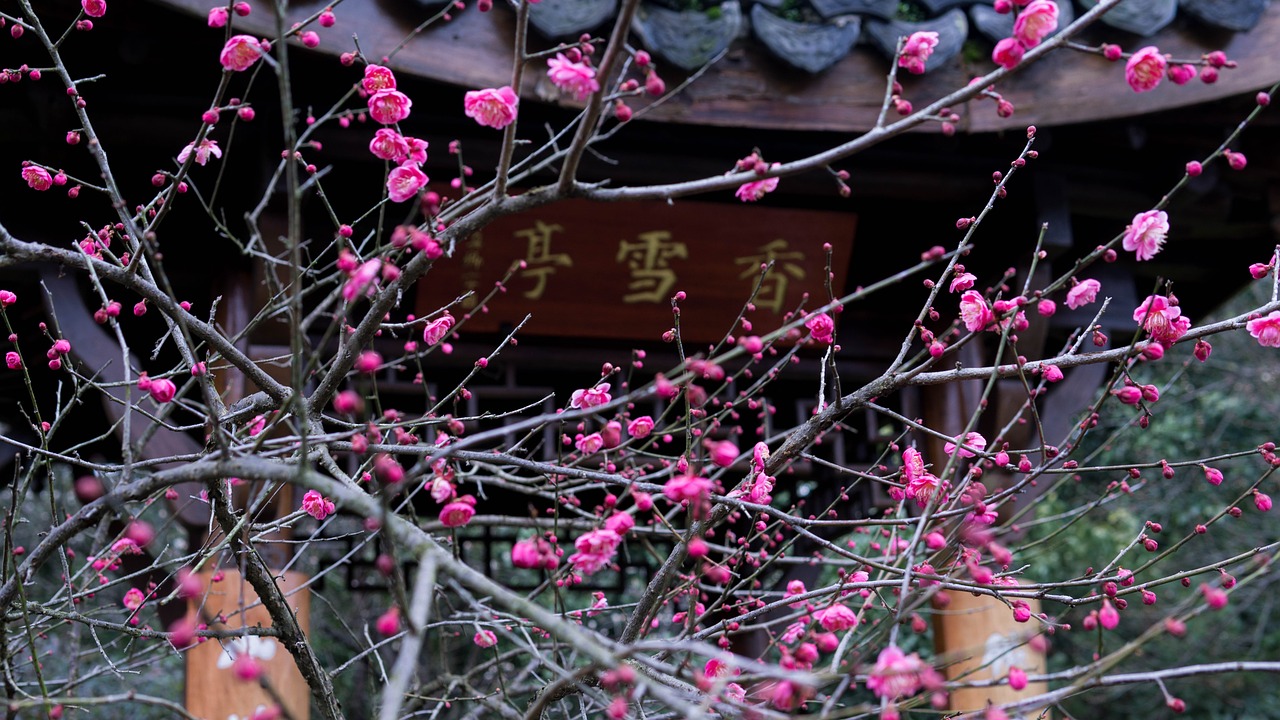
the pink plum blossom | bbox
[473,629,497,648]
[220,35,264,72]
[301,490,335,520]
[706,439,738,467]
[369,129,409,161]
[575,432,604,455]
[806,313,835,344]
[903,447,947,508]
[423,314,455,345]
[736,164,780,202]
[605,511,634,535]
[463,86,519,129]
[949,272,976,293]
[178,139,222,166]
[342,259,382,301]
[866,645,942,699]
[627,415,654,438]
[387,163,428,202]
[959,290,993,332]
[546,53,599,101]
[1125,46,1166,92]
[1122,210,1169,261]
[992,37,1025,68]
[122,587,145,610]
[208,6,228,27]
[568,528,621,575]
[367,89,413,125]
[1247,311,1280,347]
[404,137,428,164]
[21,166,52,191]
[1066,278,1101,309]
[570,383,611,409]
[898,31,939,74]
[1132,295,1190,346]
[663,474,713,505]
[944,431,987,458]
[82,0,107,17]
[511,537,559,570]
[439,495,476,527]
[1012,0,1058,48]
[362,65,397,94]
[816,603,858,631]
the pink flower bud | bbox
[1098,599,1120,629]
[645,72,665,97]
[1113,386,1142,405]
[1186,160,1202,176]
[376,606,400,636]
[1225,149,1247,170]
[333,390,363,415]
[1254,490,1272,512]
[1167,63,1196,85]
[355,350,382,374]
[148,378,177,404]
[1202,465,1223,486]
[1043,364,1063,382]
[1007,666,1027,691]
[1201,584,1228,610]
[232,655,261,682]
[1193,339,1212,362]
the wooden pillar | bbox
[918,343,1049,715]
[934,588,1048,716]
[187,222,311,719]
[185,570,312,720]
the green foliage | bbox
[1029,283,1280,719]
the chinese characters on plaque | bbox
[416,199,855,342]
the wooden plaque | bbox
[417,198,856,343]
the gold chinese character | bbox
[462,276,480,309]
[735,239,806,313]
[516,221,572,300]
[616,231,687,304]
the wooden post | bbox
[186,237,312,719]
[185,569,312,720]
[918,346,1049,717]
[934,588,1048,716]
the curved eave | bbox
[158,0,1280,132]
